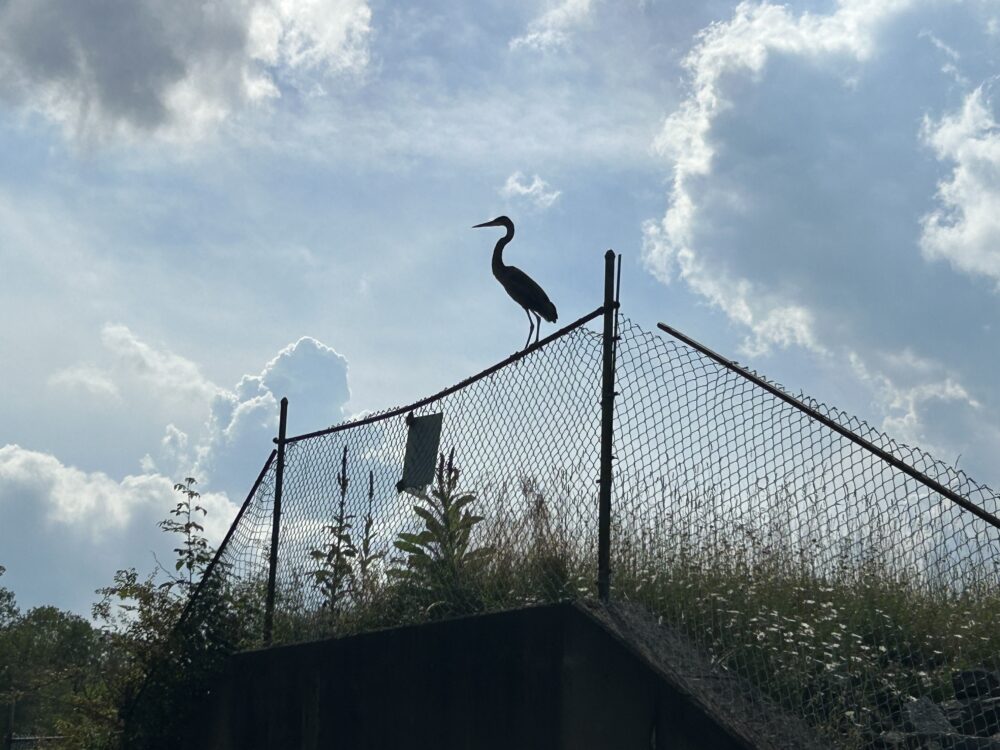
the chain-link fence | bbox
[614,318,1000,747]
[132,266,1000,749]
[257,307,607,644]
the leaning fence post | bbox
[263,396,288,646]
[598,250,618,602]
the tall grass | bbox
[192,460,1000,749]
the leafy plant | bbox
[159,477,212,589]
[309,447,357,610]
[389,449,493,617]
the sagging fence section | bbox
[133,254,1000,749]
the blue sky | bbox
[0,0,998,614]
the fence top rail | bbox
[285,304,609,444]
[657,321,1000,534]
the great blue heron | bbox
[473,215,558,350]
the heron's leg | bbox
[523,308,534,350]
[534,312,542,344]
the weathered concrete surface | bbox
[199,603,752,750]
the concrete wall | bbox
[200,604,749,750]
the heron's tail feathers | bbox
[540,300,557,324]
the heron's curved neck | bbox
[491,225,514,275]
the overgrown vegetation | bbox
[3,457,999,748]
[608,483,1000,747]
[285,450,588,640]
[387,449,494,618]
[269,460,1000,748]
[0,583,101,745]
[0,477,254,749]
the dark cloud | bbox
[0,0,237,136]
[644,0,1000,482]
[0,0,371,141]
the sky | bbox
[0,0,998,615]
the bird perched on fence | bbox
[473,216,558,350]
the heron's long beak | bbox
[473,220,498,229]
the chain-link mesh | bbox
[134,311,1000,749]
[616,317,1000,748]
[265,317,606,641]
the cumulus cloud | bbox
[193,336,351,495]
[46,324,351,497]
[644,0,915,356]
[500,171,562,210]
[510,0,593,51]
[100,323,221,404]
[643,219,824,356]
[642,0,1000,479]
[920,86,1000,285]
[9,331,352,613]
[0,0,372,143]
[0,444,236,613]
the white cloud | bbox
[194,336,351,494]
[160,423,192,473]
[500,171,562,210]
[0,443,236,613]
[642,217,825,357]
[2,327,353,613]
[847,350,979,452]
[920,86,1000,285]
[48,364,121,400]
[645,0,916,355]
[917,29,967,86]
[100,323,221,404]
[249,0,371,74]
[641,0,1000,481]
[46,324,351,498]
[510,0,594,51]
[0,0,372,143]
[651,0,912,170]
[0,444,229,539]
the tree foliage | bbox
[0,477,223,749]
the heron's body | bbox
[475,215,558,349]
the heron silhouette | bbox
[473,216,558,350]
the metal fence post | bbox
[263,396,288,646]
[598,250,618,602]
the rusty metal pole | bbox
[598,250,618,602]
[263,396,288,646]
